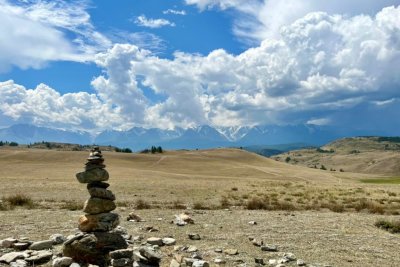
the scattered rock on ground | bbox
[162,237,176,246]
[188,233,201,240]
[214,258,226,264]
[255,258,264,265]
[138,246,162,264]
[146,237,163,246]
[224,248,238,255]
[127,212,143,222]
[261,244,278,252]
[297,259,306,266]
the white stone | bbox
[214,258,226,264]
[162,237,176,246]
[269,259,277,265]
[297,259,306,266]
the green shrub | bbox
[193,201,212,210]
[172,199,187,209]
[2,194,35,208]
[135,199,151,209]
[375,219,400,233]
[220,196,231,209]
[246,197,268,210]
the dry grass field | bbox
[1,146,400,266]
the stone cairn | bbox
[62,147,128,267]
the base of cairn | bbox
[63,232,128,267]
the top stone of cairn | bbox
[76,147,109,183]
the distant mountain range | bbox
[0,123,388,151]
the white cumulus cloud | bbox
[1,6,400,132]
[163,9,187,15]
[135,15,176,28]
[186,0,400,44]
[0,0,110,72]
[0,80,126,132]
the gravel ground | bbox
[1,208,399,267]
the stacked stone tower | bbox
[63,147,127,266]
[77,147,119,232]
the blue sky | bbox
[0,0,400,134]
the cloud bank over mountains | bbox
[1,1,400,134]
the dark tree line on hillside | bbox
[0,141,18,146]
[140,146,163,154]
[115,147,132,153]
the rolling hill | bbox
[272,136,400,175]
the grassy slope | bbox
[272,137,400,175]
[0,147,374,205]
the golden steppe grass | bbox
[1,147,400,266]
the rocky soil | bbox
[1,208,399,267]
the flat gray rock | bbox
[0,252,27,264]
[29,240,53,250]
[0,238,18,248]
[76,168,109,183]
[25,250,53,264]
[13,242,31,250]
